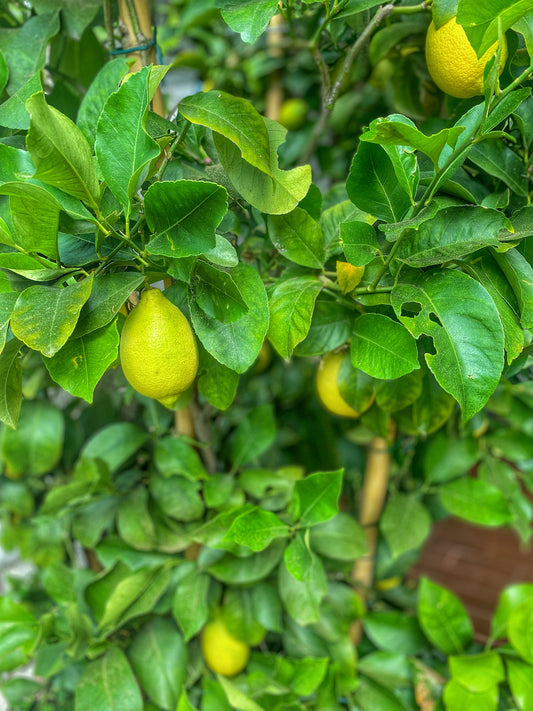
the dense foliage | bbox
[0,0,533,710]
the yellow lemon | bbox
[316,351,360,418]
[119,288,198,408]
[201,616,250,677]
[278,98,309,131]
[425,16,507,99]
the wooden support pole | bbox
[265,13,284,120]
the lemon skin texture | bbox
[316,352,360,419]
[425,16,507,99]
[278,98,309,131]
[201,617,251,677]
[119,289,198,407]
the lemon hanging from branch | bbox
[201,614,250,677]
[425,16,507,99]
[119,288,198,408]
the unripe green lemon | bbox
[316,351,360,418]
[425,16,507,99]
[201,615,250,677]
[119,288,198,407]
[278,98,309,131]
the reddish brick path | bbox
[409,517,533,641]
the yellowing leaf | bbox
[336,261,364,294]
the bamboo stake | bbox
[117,0,164,116]
[265,13,284,120]
[350,427,394,643]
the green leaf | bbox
[508,598,533,665]
[208,541,284,585]
[294,300,353,357]
[394,206,508,267]
[149,475,204,522]
[155,436,208,480]
[75,647,143,711]
[224,507,289,552]
[192,261,248,323]
[506,657,533,711]
[218,676,265,711]
[391,269,504,420]
[81,422,149,473]
[213,118,311,214]
[284,532,314,581]
[346,142,411,222]
[491,583,533,640]
[198,345,238,410]
[44,321,120,403]
[293,470,343,527]
[443,679,498,711]
[418,577,473,655]
[179,90,271,175]
[457,0,532,56]
[1,400,63,476]
[0,338,22,428]
[129,619,187,711]
[0,293,18,354]
[4,12,59,95]
[449,652,505,692]
[26,92,99,208]
[354,678,411,711]
[190,263,269,373]
[0,74,42,130]
[117,487,157,551]
[232,403,276,469]
[341,220,381,266]
[493,248,533,329]
[1,182,59,259]
[360,115,464,169]
[309,513,368,561]
[145,180,228,258]
[11,275,93,357]
[204,234,239,267]
[77,57,129,148]
[172,565,210,641]
[95,66,160,215]
[278,550,328,625]
[422,431,479,483]
[0,598,38,672]
[468,140,528,196]
[337,352,375,413]
[218,0,279,43]
[267,208,325,268]
[374,370,424,413]
[267,275,322,359]
[364,611,428,655]
[74,272,144,337]
[439,477,512,526]
[380,494,431,558]
[351,313,419,380]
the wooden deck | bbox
[409,517,533,641]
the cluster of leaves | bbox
[0,0,533,710]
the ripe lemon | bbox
[425,16,507,99]
[119,288,198,408]
[200,615,250,677]
[278,98,309,131]
[316,351,360,418]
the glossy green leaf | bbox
[457,0,532,55]
[493,248,533,329]
[278,550,328,625]
[0,293,17,355]
[267,275,322,359]
[506,657,533,711]
[45,321,119,403]
[197,345,239,410]
[364,611,428,654]
[392,269,504,420]
[443,679,498,711]
[469,140,528,196]
[381,493,431,558]
[232,403,276,469]
[449,652,505,692]
[77,57,129,148]
[0,338,22,429]
[374,370,423,413]
[74,272,143,337]
[129,619,187,711]
[4,12,59,95]
[354,677,411,711]
[0,74,42,130]
[267,208,325,268]
[394,206,508,267]
[418,577,473,655]
[213,118,311,214]
[208,541,284,585]
[294,300,353,357]
[224,507,289,552]
[155,436,208,480]
[95,67,159,215]
[26,92,99,208]
[219,0,279,43]
[75,647,143,711]
[190,263,269,373]
[509,598,533,665]
[218,676,264,711]
[340,220,381,266]
[309,512,368,561]
[346,142,411,222]
[81,422,149,473]
[292,469,343,527]
[283,531,314,582]
[145,180,227,258]
[117,487,157,552]
[1,182,59,259]
[192,261,248,323]
[172,565,210,641]
[491,583,533,640]
[149,475,204,522]
[0,598,38,673]
[11,275,93,357]
[422,431,479,483]
[439,477,512,526]
[351,313,419,379]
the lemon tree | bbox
[0,0,532,710]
